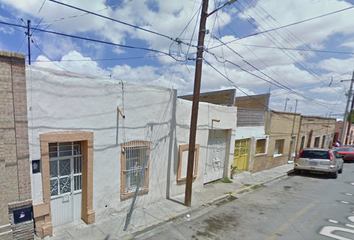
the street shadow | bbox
[289,170,333,180]
[166,197,185,206]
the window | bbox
[321,135,326,148]
[314,137,320,148]
[300,136,305,150]
[307,130,313,148]
[274,139,284,157]
[177,144,199,183]
[49,142,82,198]
[255,139,267,155]
[300,150,329,159]
[121,141,150,200]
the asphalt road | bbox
[136,163,354,240]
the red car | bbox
[333,146,354,162]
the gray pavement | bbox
[37,163,294,240]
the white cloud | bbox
[1,0,352,117]
[318,57,354,74]
[34,50,110,77]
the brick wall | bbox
[179,89,236,106]
[0,51,33,240]
[235,94,270,110]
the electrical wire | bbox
[244,0,337,93]
[230,43,354,55]
[235,3,327,89]
[38,0,46,14]
[0,20,175,58]
[47,0,177,42]
[208,4,354,50]
[204,50,340,110]
[211,34,292,90]
[32,54,168,63]
[31,37,71,72]
[203,58,341,118]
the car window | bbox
[336,148,350,152]
[333,151,340,158]
[300,150,329,159]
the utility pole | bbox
[288,100,298,161]
[346,82,354,144]
[185,0,238,207]
[340,71,354,144]
[185,0,209,207]
[27,20,31,65]
[284,98,289,111]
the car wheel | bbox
[331,170,338,179]
[338,165,343,174]
[294,169,301,175]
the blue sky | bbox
[1,0,354,118]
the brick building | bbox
[296,116,336,151]
[0,51,33,239]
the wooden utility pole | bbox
[288,99,298,161]
[184,0,209,207]
[27,20,31,65]
[340,71,354,144]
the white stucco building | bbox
[26,66,237,237]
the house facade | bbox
[233,94,270,173]
[24,63,236,237]
[0,51,33,240]
[251,111,301,172]
[296,116,336,152]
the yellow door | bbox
[233,139,249,173]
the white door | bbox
[49,142,82,227]
[204,138,227,183]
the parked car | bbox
[333,146,354,162]
[294,148,343,179]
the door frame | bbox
[33,131,95,237]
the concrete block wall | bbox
[0,51,33,240]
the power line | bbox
[0,20,173,57]
[204,58,340,117]
[231,43,354,55]
[208,5,354,51]
[32,54,168,63]
[204,50,340,110]
[211,34,293,91]
[31,37,71,72]
[47,0,177,42]
[235,2,329,89]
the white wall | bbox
[235,126,266,140]
[26,66,237,220]
[168,99,237,197]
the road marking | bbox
[319,226,354,240]
[329,220,339,224]
[265,200,318,240]
[345,193,353,196]
[341,201,350,204]
[345,224,354,229]
[350,183,354,186]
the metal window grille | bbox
[49,142,82,198]
[256,139,266,154]
[123,142,149,194]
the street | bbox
[136,163,354,240]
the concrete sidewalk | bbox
[38,163,294,240]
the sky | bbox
[1,0,354,119]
